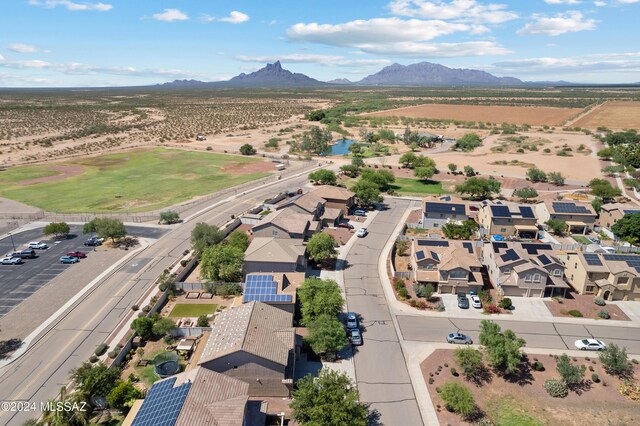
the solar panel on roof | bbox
[462,242,474,254]
[521,243,552,255]
[132,377,191,426]
[492,242,508,253]
[538,254,552,265]
[416,250,425,260]
[244,274,293,304]
[623,210,640,215]
[500,249,519,262]
[552,202,590,214]
[430,251,440,261]
[425,202,465,215]
[417,240,449,247]
[490,205,511,218]
[519,206,535,218]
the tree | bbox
[226,230,249,251]
[399,152,417,168]
[306,232,337,264]
[239,143,256,155]
[199,244,244,282]
[197,314,209,327]
[546,219,568,236]
[599,343,632,377]
[454,347,485,383]
[526,167,547,183]
[351,155,365,169]
[40,387,90,426]
[479,320,525,374]
[548,172,566,186]
[298,277,344,325]
[265,137,279,149]
[442,219,478,240]
[84,218,126,242]
[453,133,482,152]
[414,166,435,181]
[412,155,436,169]
[611,213,640,244]
[415,283,435,300]
[309,169,337,185]
[352,179,382,206]
[340,165,359,178]
[300,126,332,154]
[190,223,225,254]
[152,318,176,337]
[307,110,326,121]
[438,382,477,418]
[589,178,622,199]
[395,239,410,256]
[455,177,501,199]
[70,362,121,397]
[463,165,476,177]
[131,317,155,340]
[44,222,70,238]
[107,381,143,411]
[360,168,395,192]
[291,369,369,426]
[305,314,347,356]
[448,163,458,173]
[556,354,585,385]
[513,187,538,201]
[159,211,181,224]
[592,198,603,214]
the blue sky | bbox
[1,0,639,86]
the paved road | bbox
[0,226,168,318]
[0,175,311,426]
[343,199,423,426]
[397,315,640,354]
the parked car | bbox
[59,256,80,264]
[447,332,472,344]
[7,249,36,259]
[356,228,368,238]
[337,222,354,230]
[346,312,359,330]
[67,251,87,258]
[1,256,23,265]
[457,292,469,309]
[574,339,606,351]
[470,295,482,309]
[28,241,48,250]
[352,209,367,217]
[349,329,363,346]
[84,237,103,246]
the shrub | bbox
[600,343,633,377]
[594,296,606,306]
[89,355,99,363]
[180,259,188,267]
[451,368,459,377]
[108,350,118,359]
[567,309,583,317]
[131,305,139,311]
[397,287,409,300]
[434,302,445,312]
[544,379,568,398]
[416,300,428,310]
[589,365,594,372]
[499,297,512,310]
[95,343,109,356]
[619,380,640,401]
[598,310,610,319]
[142,305,151,313]
[592,373,600,383]
[483,304,501,314]
[429,377,434,384]
[533,361,545,371]
[478,289,492,305]
[438,382,476,417]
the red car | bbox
[337,222,354,230]
[67,251,87,258]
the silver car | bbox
[447,332,472,344]
[1,256,23,265]
[350,329,363,346]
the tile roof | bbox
[413,239,480,271]
[253,209,312,235]
[291,192,325,213]
[310,185,355,201]
[199,301,294,366]
[244,238,305,263]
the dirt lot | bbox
[573,101,640,130]
[544,293,630,321]
[363,104,584,126]
[422,348,640,426]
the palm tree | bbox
[39,387,90,426]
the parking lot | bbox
[0,225,167,318]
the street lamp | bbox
[8,232,16,251]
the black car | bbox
[457,292,470,309]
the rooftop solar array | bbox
[519,206,535,218]
[490,205,512,218]
[462,242,474,254]
[521,243,552,255]
[584,253,603,266]
[492,242,508,253]
[500,249,520,262]
[537,254,552,265]
[602,253,640,272]
[552,202,590,214]
[417,240,449,247]
[416,250,425,260]
[425,202,465,215]
[243,274,293,303]
[623,210,640,215]
[132,377,191,426]
[430,251,440,261]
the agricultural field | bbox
[362,103,584,126]
[573,101,640,130]
[0,148,272,212]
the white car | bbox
[28,241,48,249]
[470,295,482,309]
[356,228,368,238]
[1,256,23,265]
[574,339,606,351]
[352,209,367,217]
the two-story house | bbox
[310,185,356,215]
[411,239,483,294]
[598,203,640,230]
[535,201,597,235]
[563,252,640,301]
[422,200,469,229]
[251,209,320,240]
[481,242,569,297]
[477,201,539,238]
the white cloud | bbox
[28,0,112,11]
[544,0,582,4]
[388,0,518,24]
[618,0,640,4]
[0,54,4,61]
[594,1,607,5]
[357,40,510,56]
[235,54,391,68]
[151,8,188,22]
[517,11,598,36]
[8,43,49,53]
[202,11,250,24]
[492,52,640,75]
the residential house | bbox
[310,185,356,214]
[481,242,570,298]
[242,272,304,314]
[563,252,640,301]
[199,301,296,397]
[243,238,307,274]
[535,201,597,235]
[411,239,483,294]
[477,201,539,238]
[251,209,320,240]
[598,203,640,230]
[126,367,263,426]
[422,200,469,230]
[278,192,325,219]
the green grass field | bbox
[485,396,543,426]
[572,235,591,244]
[169,303,218,317]
[391,178,448,196]
[0,148,270,213]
